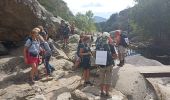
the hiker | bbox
[37,26,55,76]
[96,32,117,97]
[79,36,93,86]
[74,34,84,68]
[40,31,55,76]
[63,23,70,47]
[114,30,129,67]
[95,32,102,50]
[23,28,42,83]
[59,20,65,40]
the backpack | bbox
[63,25,70,35]
[120,34,129,47]
[96,37,113,66]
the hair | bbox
[31,28,40,34]
[37,25,44,32]
[83,36,90,42]
[80,34,84,38]
[114,30,121,36]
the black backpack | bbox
[120,34,129,47]
[63,25,70,35]
[97,43,114,66]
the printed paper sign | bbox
[95,51,107,65]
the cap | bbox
[102,32,110,38]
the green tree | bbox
[74,11,96,32]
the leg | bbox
[99,67,105,94]
[86,69,90,81]
[44,56,51,75]
[30,63,36,82]
[105,66,113,97]
[105,84,110,95]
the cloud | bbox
[63,0,135,18]
[82,3,102,8]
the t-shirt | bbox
[25,39,40,55]
[41,41,52,56]
[79,43,91,59]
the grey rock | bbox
[71,90,88,100]
[57,92,71,100]
[0,0,61,42]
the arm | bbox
[79,48,91,57]
[110,44,118,59]
[23,46,28,63]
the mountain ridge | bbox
[93,16,107,23]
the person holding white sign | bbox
[95,32,117,97]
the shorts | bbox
[80,57,91,70]
[26,52,40,65]
[99,65,113,85]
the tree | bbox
[74,11,96,32]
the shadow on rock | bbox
[112,66,120,87]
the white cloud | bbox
[63,0,135,18]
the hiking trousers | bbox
[118,45,126,61]
[44,55,52,75]
[99,65,113,85]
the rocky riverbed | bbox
[0,37,170,100]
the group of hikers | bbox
[23,26,55,84]
[74,30,129,97]
[23,19,129,98]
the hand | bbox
[88,52,92,56]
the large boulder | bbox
[0,0,60,42]
[126,55,163,66]
[113,65,157,100]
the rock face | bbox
[0,0,59,42]
[0,43,8,55]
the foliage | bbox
[96,0,170,45]
[130,0,170,42]
[38,0,74,21]
[96,9,131,33]
[74,11,96,32]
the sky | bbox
[63,0,135,19]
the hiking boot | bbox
[117,60,124,67]
[28,79,35,85]
[105,93,112,98]
[100,92,105,97]
[34,75,40,81]
[85,81,93,86]
[51,67,55,73]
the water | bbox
[128,48,170,65]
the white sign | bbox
[95,51,107,65]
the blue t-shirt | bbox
[25,39,40,55]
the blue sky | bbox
[63,0,135,19]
